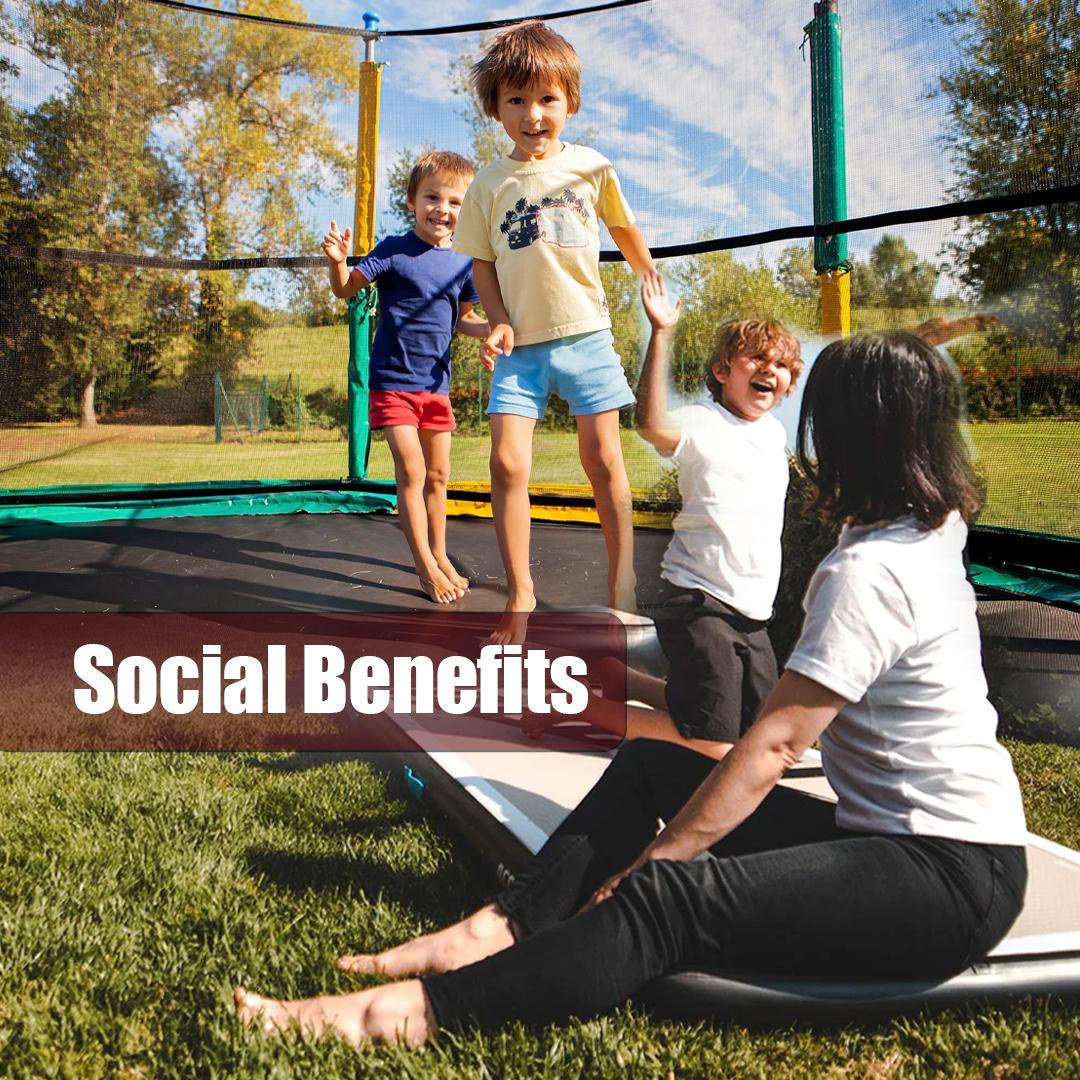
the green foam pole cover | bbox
[807,1,848,272]
[348,288,376,479]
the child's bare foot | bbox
[519,709,566,740]
[337,903,515,978]
[436,557,470,593]
[418,565,465,604]
[490,592,536,646]
[235,980,434,1047]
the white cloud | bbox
[297,0,964,256]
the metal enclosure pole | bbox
[806,0,850,336]
[348,12,382,480]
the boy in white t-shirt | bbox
[524,276,803,753]
[451,20,661,643]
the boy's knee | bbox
[426,463,450,488]
[579,449,621,486]
[489,451,529,486]
[396,455,428,487]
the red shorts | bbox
[368,390,456,431]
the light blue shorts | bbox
[486,329,635,420]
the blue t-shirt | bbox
[355,232,479,394]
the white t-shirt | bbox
[660,400,789,621]
[786,513,1028,845]
[451,144,635,346]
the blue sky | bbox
[300,0,967,275]
[1,0,969,281]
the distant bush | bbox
[958,364,1080,420]
[951,338,1080,420]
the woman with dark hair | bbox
[236,332,1027,1047]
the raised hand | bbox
[641,274,681,331]
[322,220,351,264]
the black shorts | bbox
[649,584,778,743]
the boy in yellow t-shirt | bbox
[452,20,660,643]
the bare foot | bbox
[235,980,434,1047]
[519,710,566,740]
[436,557,470,593]
[418,565,465,604]
[337,903,515,978]
[490,593,536,646]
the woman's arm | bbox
[591,671,847,902]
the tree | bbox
[171,0,355,411]
[940,0,1080,350]
[176,0,353,261]
[15,0,194,424]
[0,35,54,424]
[850,234,939,310]
[776,242,819,303]
[5,0,358,425]
[448,39,511,170]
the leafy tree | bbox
[940,0,1080,350]
[14,0,193,424]
[0,39,54,424]
[448,38,511,170]
[777,236,938,319]
[175,0,353,261]
[4,0,357,425]
[172,0,355,412]
[850,234,939,310]
[776,242,819,303]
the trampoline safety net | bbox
[0,0,1078,546]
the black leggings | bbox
[423,740,1027,1030]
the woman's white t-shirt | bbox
[786,513,1028,845]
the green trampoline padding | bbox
[970,562,1080,611]
[0,480,396,527]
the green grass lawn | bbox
[247,324,350,393]
[1,421,1077,534]
[970,422,1080,537]
[0,742,1077,1079]
[0,424,667,492]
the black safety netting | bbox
[0,0,1077,542]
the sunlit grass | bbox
[0,744,1076,1079]
[1,419,1077,537]
[0,424,666,492]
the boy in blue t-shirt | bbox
[323,151,489,603]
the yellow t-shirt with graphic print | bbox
[451,144,635,347]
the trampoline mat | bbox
[0,510,673,614]
[4,508,1079,1022]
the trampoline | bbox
[2,0,1080,1031]
[2,504,1079,1022]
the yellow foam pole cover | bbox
[820,269,850,337]
[353,60,381,257]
